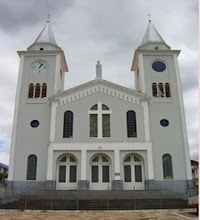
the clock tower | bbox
[8,21,68,189]
[131,20,192,190]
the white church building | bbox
[8,19,192,194]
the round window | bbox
[30,120,39,128]
[160,119,169,127]
[152,61,166,72]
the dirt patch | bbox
[0,210,196,220]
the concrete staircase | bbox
[0,190,188,210]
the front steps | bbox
[0,190,188,210]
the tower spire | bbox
[34,21,58,46]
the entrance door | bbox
[56,155,78,190]
[90,155,111,190]
[123,154,144,190]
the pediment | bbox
[49,79,150,106]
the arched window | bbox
[127,111,137,137]
[91,155,110,184]
[165,83,171,97]
[89,103,111,138]
[158,83,164,97]
[63,111,73,138]
[41,83,47,98]
[26,155,37,180]
[124,154,143,183]
[28,83,34,98]
[35,83,40,98]
[162,154,173,179]
[152,83,157,97]
[58,155,77,183]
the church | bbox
[8,19,192,194]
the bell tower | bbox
[131,20,192,189]
[8,21,68,185]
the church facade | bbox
[8,20,192,193]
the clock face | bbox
[32,60,47,73]
[152,61,166,72]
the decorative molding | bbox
[57,85,144,106]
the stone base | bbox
[5,181,56,195]
[112,180,123,190]
[78,180,89,190]
[145,179,195,195]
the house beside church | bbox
[7,19,193,194]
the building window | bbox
[63,111,73,138]
[165,83,171,97]
[26,155,37,180]
[152,83,157,97]
[89,102,112,139]
[42,83,47,98]
[28,83,34,98]
[162,154,173,179]
[158,83,164,97]
[160,119,169,127]
[58,155,77,183]
[35,83,40,98]
[90,114,98,137]
[123,154,143,184]
[30,120,39,128]
[127,111,137,137]
[91,155,110,184]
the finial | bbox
[47,8,51,23]
[147,13,151,22]
[96,61,102,79]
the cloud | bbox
[0,0,198,167]
[0,0,74,34]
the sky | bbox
[0,0,198,165]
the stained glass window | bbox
[26,155,37,180]
[127,111,137,137]
[163,154,173,179]
[90,114,98,137]
[63,111,73,138]
[102,114,110,137]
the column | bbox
[78,149,89,190]
[112,149,123,190]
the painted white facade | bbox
[8,21,192,193]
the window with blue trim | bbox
[127,111,137,137]
[63,111,73,138]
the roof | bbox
[34,21,58,46]
[140,21,166,46]
[50,78,150,101]
[0,162,8,169]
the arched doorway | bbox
[123,154,144,190]
[90,154,111,190]
[56,154,78,190]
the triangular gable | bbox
[49,79,150,106]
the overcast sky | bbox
[0,0,198,165]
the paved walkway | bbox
[0,209,198,220]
